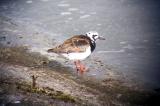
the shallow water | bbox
[0,0,160,89]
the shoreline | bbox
[0,46,160,106]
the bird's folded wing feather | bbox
[48,35,90,53]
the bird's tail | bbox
[47,48,55,53]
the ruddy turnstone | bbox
[47,31,105,73]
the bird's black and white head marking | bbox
[86,31,99,42]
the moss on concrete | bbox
[0,79,76,103]
[0,46,49,67]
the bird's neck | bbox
[90,41,96,52]
[85,35,96,52]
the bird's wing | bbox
[48,35,90,53]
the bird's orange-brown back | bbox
[47,35,91,53]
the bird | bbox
[47,31,105,73]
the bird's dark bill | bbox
[98,36,105,40]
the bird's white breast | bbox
[61,47,91,60]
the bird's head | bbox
[86,31,105,42]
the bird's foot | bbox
[79,64,86,74]
[74,60,87,74]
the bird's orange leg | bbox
[74,60,86,74]
[74,60,81,72]
[79,63,86,73]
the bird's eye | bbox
[92,35,98,40]
[93,35,97,37]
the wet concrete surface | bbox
[0,0,160,89]
[0,43,160,105]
